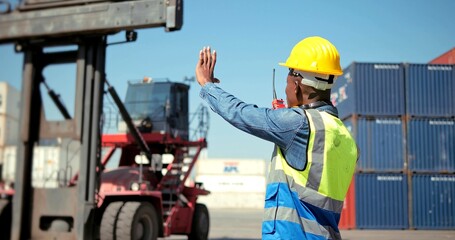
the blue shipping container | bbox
[412,174,455,229]
[331,62,405,120]
[405,64,455,117]
[355,173,408,229]
[343,117,405,172]
[408,118,455,172]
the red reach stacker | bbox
[97,133,210,240]
[95,79,211,240]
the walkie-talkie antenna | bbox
[271,68,285,109]
[273,68,277,99]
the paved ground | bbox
[161,208,455,240]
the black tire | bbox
[188,203,210,240]
[116,201,159,240]
[0,200,12,240]
[100,201,125,240]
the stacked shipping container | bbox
[332,62,455,230]
[405,63,455,230]
[332,62,409,229]
[0,82,20,184]
[1,143,81,188]
[0,82,82,189]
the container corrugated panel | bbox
[412,174,455,229]
[0,115,19,146]
[344,116,405,172]
[407,118,455,172]
[331,62,405,120]
[0,82,21,119]
[339,177,356,229]
[355,173,408,229]
[405,64,455,117]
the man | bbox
[195,36,358,240]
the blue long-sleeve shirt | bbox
[200,82,339,170]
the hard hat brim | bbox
[279,62,343,76]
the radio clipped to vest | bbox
[272,68,286,109]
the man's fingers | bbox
[211,50,217,70]
[198,49,204,65]
[205,46,212,67]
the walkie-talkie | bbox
[272,68,286,109]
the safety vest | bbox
[262,109,357,240]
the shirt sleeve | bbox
[200,82,306,151]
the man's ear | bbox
[295,81,304,103]
[294,80,300,93]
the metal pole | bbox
[11,47,43,240]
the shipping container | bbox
[0,115,19,146]
[430,47,455,64]
[355,173,408,229]
[196,158,267,176]
[1,141,81,187]
[194,158,267,209]
[339,177,356,230]
[407,118,455,172]
[195,175,266,193]
[1,146,16,183]
[343,116,405,172]
[331,62,405,120]
[196,192,265,209]
[195,174,266,209]
[0,82,20,119]
[405,64,455,117]
[412,174,455,229]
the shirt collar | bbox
[298,101,339,118]
[316,103,339,117]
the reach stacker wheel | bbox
[188,203,209,240]
[116,201,159,240]
[100,201,125,240]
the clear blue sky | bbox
[1,0,454,160]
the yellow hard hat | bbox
[279,36,343,76]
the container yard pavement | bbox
[161,208,455,240]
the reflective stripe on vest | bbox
[263,109,357,240]
[264,207,342,240]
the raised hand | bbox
[195,46,220,86]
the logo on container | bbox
[430,176,455,182]
[428,66,452,71]
[223,162,239,173]
[377,176,403,181]
[375,119,401,125]
[429,120,454,126]
[330,92,338,106]
[374,64,400,70]
[332,84,348,107]
[345,72,352,83]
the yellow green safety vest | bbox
[262,108,357,240]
